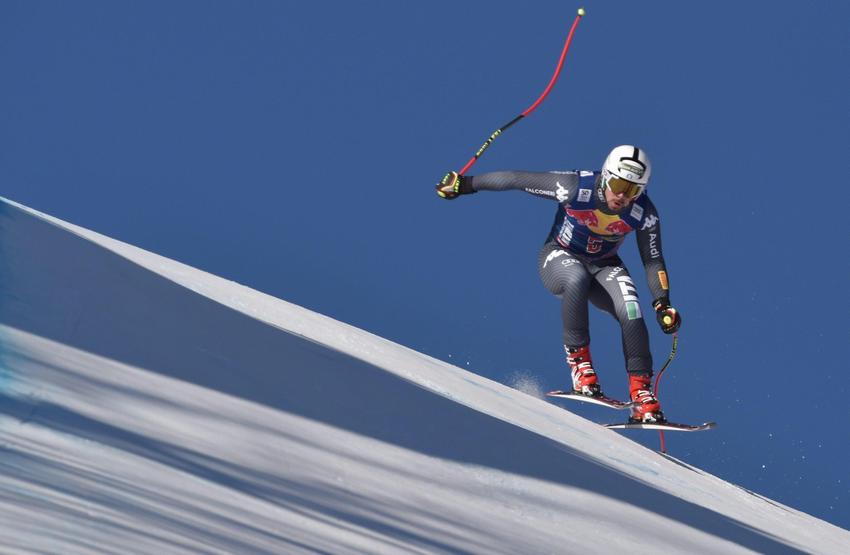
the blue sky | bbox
[2,1,849,529]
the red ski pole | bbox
[457,8,586,176]
[654,331,679,453]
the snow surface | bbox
[1,196,848,554]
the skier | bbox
[435,145,681,423]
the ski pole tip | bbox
[577,7,586,17]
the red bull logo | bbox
[566,209,599,227]
[604,220,633,234]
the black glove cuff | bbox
[457,175,476,195]
[653,297,671,311]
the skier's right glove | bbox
[653,299,681,334]
[436,171,476,199]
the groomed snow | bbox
[1,197,848,554]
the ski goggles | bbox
[603,174,645,199]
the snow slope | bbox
[1,197,847,554]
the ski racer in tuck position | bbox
[436,145,681,423]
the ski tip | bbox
[547,390,633,409]
[547,390,582,400]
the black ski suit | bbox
[468,170,672,375]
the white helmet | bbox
[602,145,651,185]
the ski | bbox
[605,421,716,432]
[547,390,633,410]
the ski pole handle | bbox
[653,301,681,334]
[456,8,586,176]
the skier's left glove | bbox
[653,299,681,334]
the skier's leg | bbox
[538,244,602,395]
[538,244,593,348]
[592,263,663,421]
[590,264,653,375]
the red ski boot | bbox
[629,373,665,423]
[566,345,601,397]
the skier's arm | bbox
[436,170,577,201]
[636,198,681,333]
[635,198,669,303]
[469,171,576,201]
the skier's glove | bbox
[653,299,681,334]
[436,171,475,199]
